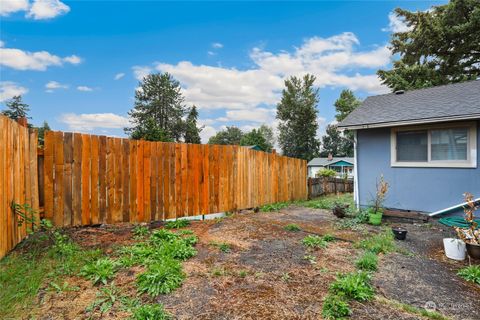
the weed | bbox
[118,242,158,267]
[322,294,351,320]
[165,219,190,229]
[178,229,194,235]
[150,229,180,243]
[322,234,336,242]
[86,284,120,315]
[300,193,354,211]
[376,297,449,320]
[260,202,290,212]
[281,273,291,282]
[238,270,248,278]
[457,265,480,285]
[159,239,197,261]
[131,303,171,320]
[329,271,374,301]
[210,241,231,253]
[355,251,378,272]
[49,281,79,293]
[211,266,228,277]
[284,224,301,232]
[132,225,150,238]
[356,230,395,254]
[302,235,328,249]
[304,254,317,264]
[136,257,185,296]
[80,258,118,285]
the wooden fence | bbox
[42,131,308,227]
[0,116,39,259]
[308,177,353,198]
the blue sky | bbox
[1,0,445,143]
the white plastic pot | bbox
[443,238,466,261]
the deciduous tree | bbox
[208,126,243,145]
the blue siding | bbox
[357,121,480,213]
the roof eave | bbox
[338,114,480,130]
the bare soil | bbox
[23,206,480,320]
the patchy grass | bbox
[329,271,375,301]
[132,225,150,238]
[457,265,480,285]
[376,297,450,320]
[136,256,186,296]
[209,241,232,253]
[300,193,354,210]
[302,234,335,249]
[355,251,378,272]
[80,257,119,285]
[356,229,396,254]
[283,224,301,232]
[131,303,171,320]
[164,219,190,229]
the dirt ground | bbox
[27,206,480,320]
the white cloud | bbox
[0,44,82,71]
[207,51,216,56]
[382,12,412,33]
[77,86,93,92]
[27,0,70,20]
[200,125,217,143]
[212,42,223,49]
[63,55,82,64]
[114,72,125,80]
[136,32,390,113]
[58,113,130,131]
[218,108,275,123]
[45,80,68,92]
[0,0,29,16]
[0,40,4,47]
[0,81,28,102]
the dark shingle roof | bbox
[338,80,480,129]
[308,157,354,167]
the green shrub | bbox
[355,251,378,272]
[329,271,374,301]
[284,224,301,232]
[458,265,480,285]
[80,258,118,285]
[302,235,328,249]
[316,168,337,178]
[136,257,185,296]
[131,303,171,320]
[165,219,190,229]
[132,225,150,238]
[322,294,351,319]
[260,202,290,212]
[356,230,395,254]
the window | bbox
[391,122,477,168]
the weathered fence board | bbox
[308,177,354,198]
[0,115,39,259]
[41,131,307,227]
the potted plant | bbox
[368,175,388,226]
[454,193,480,259]
[332,201,349,218]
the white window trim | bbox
[390,122,477,168]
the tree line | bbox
[2,0,478,160]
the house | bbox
[307,155,354,178]
[338,80,480,215]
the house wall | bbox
[308,166,324,178]
[356,121,480,213]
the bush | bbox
[284,224,301,232]
[316,168,337,178]
[322,294,351,319]
[131,303,171,320]
[457,265,480,285]
[136,257,185,296]
[329,271,374,301]
[80,258,118,285]
[164,219,190,229]
[355,251,378,272]
[356,230,395,254]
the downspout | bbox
[429,198,480,217]
[353,130,360,209]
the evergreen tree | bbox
[37,121,51,146]
[240,128,269,152]
[2,95,30,120]
[333,89,361,156]
[184,106,203,144]
[378,0,480,91]
[125,73,187,141]
[276,74,320,161]
[257,124,275,152]
[208,126,243,145]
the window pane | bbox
[431,128,468,160]
[396,131,428,162]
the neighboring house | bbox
[338,80,480,215]
[244,145,263,151]
[307,155,354,178]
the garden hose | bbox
[438,217,480,229]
